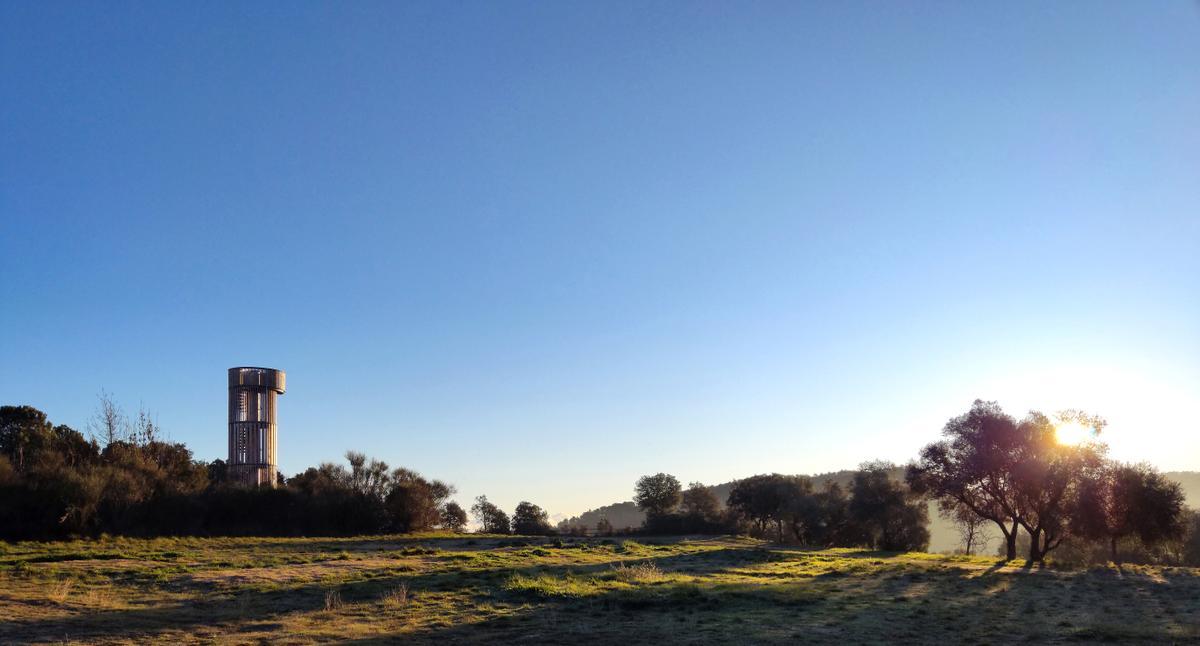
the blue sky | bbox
[3,2,1198,519]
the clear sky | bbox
[2,2,1198,521]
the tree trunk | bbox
[1028,527,1043,563]
[998,519,1018,561]
[1110,536,1118,564]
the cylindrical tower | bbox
[228,367,286,487]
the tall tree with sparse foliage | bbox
[471,495,511,534]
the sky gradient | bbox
[3,2,1198,520]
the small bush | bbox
[324,589,343,612]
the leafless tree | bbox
[944,501,995,555]
[132,404,161,445]
[87,390,128,446]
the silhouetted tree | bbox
[810,481,853,547]
[512,501,554,535]
[908,400,1029,560]
[681,481,721,532]
[778,476,819,543]
[681,482,720,519]
[440,501,468,532]
[385,468,452,532]
[1009,413,1105,562]
[1073,462,1188,563]
[850,461,929,552]
[634,473,682,518]
[207,458,228,482]
[471,495,510,534]
[727,474,786,540]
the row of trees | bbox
[3,397,1195,567]
[469,496,555,535]
[632,462,931,551]
[907,400,1188,563]
[0,404,468,539]
[623,400,1196,565]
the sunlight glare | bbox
[1054,421,1094,445]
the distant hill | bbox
[558,501,644,532]
[563,470,1200,553]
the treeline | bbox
[0,404,471,539]
[4,398,1198,567]
[563,400,1199,566]
[573,462,930,552]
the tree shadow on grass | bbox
[349,552,1199,645]
[3,541,1196,644]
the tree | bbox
[810,481,853,547]
[512,501,554,535]
[1074,462,1188,563]
[595,516,613,536]
[440,501,468,532]
[1009,413,1104,563]
[907,400,1029,560]
[681,482,721,532]
[47,424,99,470]
[634,473,682,518]
[1182,511,1200,567]
[471,495,510,534]
[729,473,787,537]
[385,468,452,532]
[87,391,128,446]
[780,476,822,544]
[681,482,720,520]
[720,470,806,540]
[345,451,391,500]
[131,404,161,445]
[850,461,929,552]
[944,501,994,555]
[0,405,54,471]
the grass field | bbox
[1,534,1197,644]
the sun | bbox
[1055,421,1094,445]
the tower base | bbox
[229,464,278,487]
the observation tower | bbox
[228,367,285,486]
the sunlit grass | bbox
[0,534,1196,643]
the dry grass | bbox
[0,533,1197,644]
[610,560,665,583]
[323,588,343,612]
[47,578,74,604]
[381,581,410,608]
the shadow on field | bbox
[2,540,1196,644]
